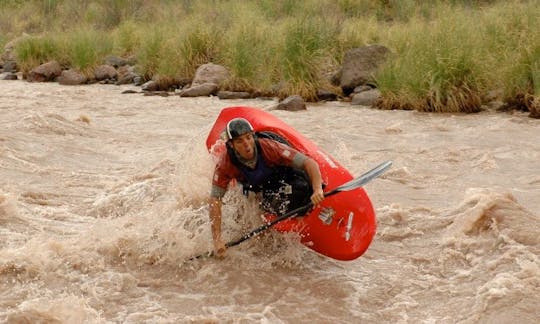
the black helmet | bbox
[226,118,254,140]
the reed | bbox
[485,1,540,109]
[376,4,488,112]
[276,17,337,100]
[14,35,61,73]
[112,19,141,56]
[135,27,165,80]
[59,29,113,76]
[2,0,538,113]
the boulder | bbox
[217,91,252,100]
[191,63,230,87]
[141,80,160,92]
[276,95,306,111]
[317,89,338,101]
[27,61,62,82]
[0,72,18,80]
[529,97,540,119]
[58,69,87,85]
[116,65,139,85]
[337,45,390,95]
[105,55,129,68]
[2,61,18,73]
[179,82,218,97]
[351,89,381,106]
[94,64,117,81]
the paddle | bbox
[191,160,393,260]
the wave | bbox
[20,113,95,137]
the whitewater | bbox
[1,81,539,323]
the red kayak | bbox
[206,106,377,260]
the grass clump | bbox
[59,29,113,76]
[14,35,61,73]
[2,0,539,113]
[487,1,540,113]
[376,6,486,112]
[277,17,335,101]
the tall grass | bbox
[487,1,540,110]
[112,19,141,56]
[221,22,276,92]
[2,0,539,113]
[135,27,165,80]
[277,17,339,100]
[375,1,539,113]
[14,35,60,73]
[60,29,114,75]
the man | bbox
[209,117,325,257]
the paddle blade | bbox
[326,160,392,196]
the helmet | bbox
[226,118,254,140]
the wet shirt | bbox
[211,138,307,198]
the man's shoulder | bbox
[215,148,233,168]
[258,137,288,149]
[258,137,302,164]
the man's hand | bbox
[303,158,324,206]
[209,196,226,258]
[213,239,227,258]
[310,187,324,205]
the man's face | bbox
[231,132,255,160]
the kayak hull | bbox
[206,106,376,261]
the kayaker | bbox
[209,117,324,258]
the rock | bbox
[351,89,381,106]
[337,45,390,95]
[217,91,252,99]
[143,91,170,97]
[58,69,87,85]
[276,95,306,111]
[2,61,18,73]
[353,85,373,93]
[27,61,62,82]
[141,80,160,92]
[94,65,117,81]
[133,76,143,86]
[317,89,338,101]
[191,63,230,87]
[2,37,23,62]
[529,97,540,119]
[105,55,128,68]
[0,72,18,80]
[485,100,505,111]
[179,82,218,97]
[116,65,139,85]
[484,89,504,102]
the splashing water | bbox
[1,82,538,322]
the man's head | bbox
[226,118,256,160]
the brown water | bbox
[1,81,539,323]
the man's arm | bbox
[303,158,324,205]
[209,196,227,257]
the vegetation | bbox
[1,0,539,112]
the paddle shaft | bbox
[194,191,331,259]
[192,160,392,260]
[225,188,345,248]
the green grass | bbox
[376,6,485,112]
[376,1,539,113]
[14,35,61,73]
[277,17,336,100]
[60,29,114,75]
[2,0,539,113]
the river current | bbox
[1,81,539,323]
